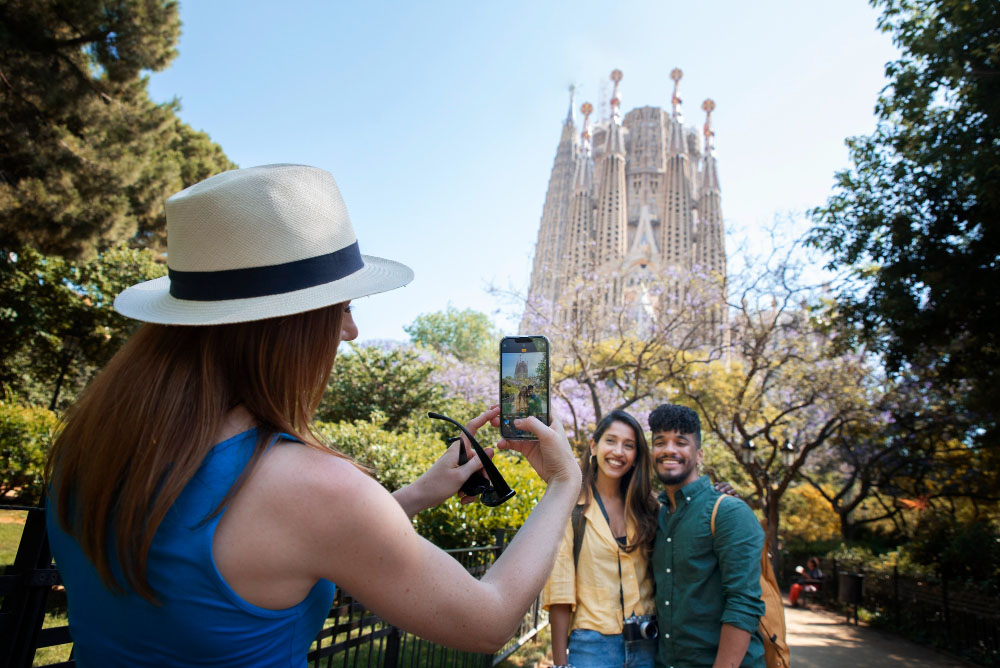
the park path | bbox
[785,600,975,668]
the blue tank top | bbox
[47,428,336,667]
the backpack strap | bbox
[710,494,726,536]
[571,504,586,568]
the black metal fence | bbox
[307,535,548,668]
[782,556,1000,666]
[0,506,547,668]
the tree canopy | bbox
[809,0,1000,441]
[404,305,499,365]
[0,0,235,258]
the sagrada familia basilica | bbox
[522,69,727,331]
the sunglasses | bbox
[427,412,516,507]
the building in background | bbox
[522,69,726,334]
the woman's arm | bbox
[224,414,581,653]
[549,604,572,665]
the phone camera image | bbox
[500,336,550,440]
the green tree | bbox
[404,306,499,365]
[316,343,445,432]
[809,0,1000,442]
[0,0,235,258]
[0,244,165,409]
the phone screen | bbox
[500,335,550,439]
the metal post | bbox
[384,625,400,668]
[0,506,56,668]
[493,528,507,557]
[832,558,839,602]
[941,571,951,650]
[893,565,900,628]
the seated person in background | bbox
[789,557,823,607]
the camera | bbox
[622,614,658,641]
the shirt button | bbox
[666,568,671,573]
[665,633,670,639]
[667,537,672,542]
[686,496,691,501]
[664,600,670,606]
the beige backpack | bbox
[711,495,791,668]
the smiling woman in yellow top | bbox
[543,410,659,668]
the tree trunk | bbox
[765,490,780,567]
[48,351,73,411]
[839,512,856,541]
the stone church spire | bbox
[563,102,596,296]
[593,69,629,278]
[525,86,580,320]
[662,67,694,270]
[696,98,725,276]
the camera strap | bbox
[591,484,626,624]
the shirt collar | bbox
[657,475,712,508]
[581,496,635,543]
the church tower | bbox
[525,87,579,320]
[523,68,727,333]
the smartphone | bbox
[499,335,551,440]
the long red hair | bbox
[46,303,348,602]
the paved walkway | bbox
[786,601,975,667]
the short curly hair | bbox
[648,404,701,447]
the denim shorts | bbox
[568,628,656,668]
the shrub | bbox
[316,412,545,549]
[0,400,59,504]
[317,343,444,431]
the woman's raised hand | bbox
[392,406,500,516]
[496,416,579,485]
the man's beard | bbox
[655,456,696,486]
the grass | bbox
[495,623,551,668]
[0,510,74,667]
[1,509,30,566]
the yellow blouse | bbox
[542,500,656,634]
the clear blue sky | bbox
[147,1,897,341]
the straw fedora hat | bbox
[115,164,414,325]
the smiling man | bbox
[649,405,765,668]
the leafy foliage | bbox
[316,412,545,548]
[404,306,500,365]
[317,343,445,431]
[779,485,841,544]
[0,399,59,504]
[809,0,1000,443]
[0,244,164,410]
[0,0,236,258]
[909,510,1000,591]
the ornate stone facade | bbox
[522,69,726,332]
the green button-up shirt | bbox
[653,476,765,668]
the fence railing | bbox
[782,556,999,666]
[0,506,546,668]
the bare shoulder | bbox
[258,441,372,501]
[232,439,399,549]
